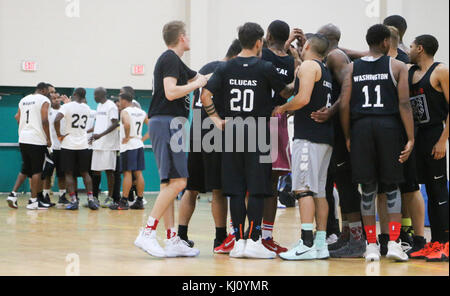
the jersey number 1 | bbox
[362,85,384,108]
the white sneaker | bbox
[244,238,277,259]
[26,200,49,210]
[316,245,330,259]
[386,240,409,262]
[277,200,287,209]
[364,243,381,262]
[230,239,247,258]
[143,198,147,205]
[164,236,200,257]
[279,240,317,261]
[7,195,18,209]
[326,234,339,245]
[134,228,166,258]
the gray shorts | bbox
[291,139,333,197]
[148,115,189,183]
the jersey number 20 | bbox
[230,89,254,112]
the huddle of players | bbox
[8,84,149,212]
[135,17,449,262]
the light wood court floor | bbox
[0,193,448,276]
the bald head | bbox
[317,23,341,47]
[94,87,107,103]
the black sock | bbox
[178,225,188,241]
[215,227,227,242]
[229,195,247,240]
[128,187,135,202]
[247,195,264,241]
[92,174,101,198]
[302,230,314,247]
[137,196,143,200]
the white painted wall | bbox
[0,0,448,89]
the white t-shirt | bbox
[120,106,146,152]
[18,94,51,146]
[49,107,66,150]
[58,101,91,150]
[83,103,96,149]
[92,100,119,151]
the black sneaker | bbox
[37,196,51,209]
[130,197,144,210]
[378,233,389,256]
[109,198,129,210]
[400,227,414,249]
[43,194,56,207]
[330,237,366,258]
[57,194,70,208]
[88,199,99,210]
[328,232,349,251]
[407,235,426,257]
[65,200,79,211]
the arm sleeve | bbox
[263,61,287,94]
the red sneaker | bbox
[409,242,435,259]
[262,238,288,254]
[444,242,449,262]
[214,234,235,254]
[425,242,446,262]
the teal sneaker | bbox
[279,240,317,261]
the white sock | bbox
[43,189,50,196]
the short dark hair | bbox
[383,15,407,37]
[121,86,135,99]
[225,39,242,58]
[163,21,186,46]
[46,83,54,88]
[414,35,439,56]
[268,20,290,44]
[238,22,264,49]
[366,24,391,46]
[36,82,48,91]
[73,88,86,99]
[308,34,329,57]
[119,92,133,102]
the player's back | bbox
[220,56,277,119]
[61,101,90,150]
[350,55,399,120]
[18,94,50,146]
[120,106,146,152]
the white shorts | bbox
[91,150,117,171]
[291,139,333,197]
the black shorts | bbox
[61,148,92,174]
[328,123,351,174]
[121,148,145,172]
[399,146,420,194]
[351,116,404,185]
[52,150,65,178]
[186,124,222,193]
[416,124,448,184]
[20,143,47,178]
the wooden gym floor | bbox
[0,193,448,276]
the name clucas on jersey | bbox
[229,79,258,87]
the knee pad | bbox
[361,182,377,216]
[383,184,402,214]
[294,191,314,200]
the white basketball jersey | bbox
[49,107,66,150]
[59,101,91,150]
[120,106,146,152]
[18,94,51,146]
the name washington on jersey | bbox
[353,73,389,82]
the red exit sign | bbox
[131,64,145,75]
[22,61,38,72]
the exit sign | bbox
[22,61,38,72]
[131,64,145,75]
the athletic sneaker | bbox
[364,243,381,262]
[328,232,349,251]
[229,239,246,258]
[425,242,447,262]
[262,238,288,254]
[214,234,235,254]
[88,199,99,210]
[279,240,317,261]
[101,197,114,208]
[409,242,435,259]
[316,245,330,259]
[109,199,129,210]
[244,238,277,259]
[406,236,426,258]
[444,242,449,262]
[326,233,339,245]
[134,228,165,258]
[164,236,200,257]
[378,233,389,256]
[386,241,409,262]
[277,200,287,209]
[57,194,70,208]
[26,199,50,210]
[399,228,414,252]
[65,200,79,211]
[43,194,56,207]
[130,197,144,210]
[330,237,366,258]
[7,194,18,209]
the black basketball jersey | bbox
[204,56,287,119]
[294,60,334,145]
[409,62,448,127]
[261,48,295,107]
[350,55,399,120]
